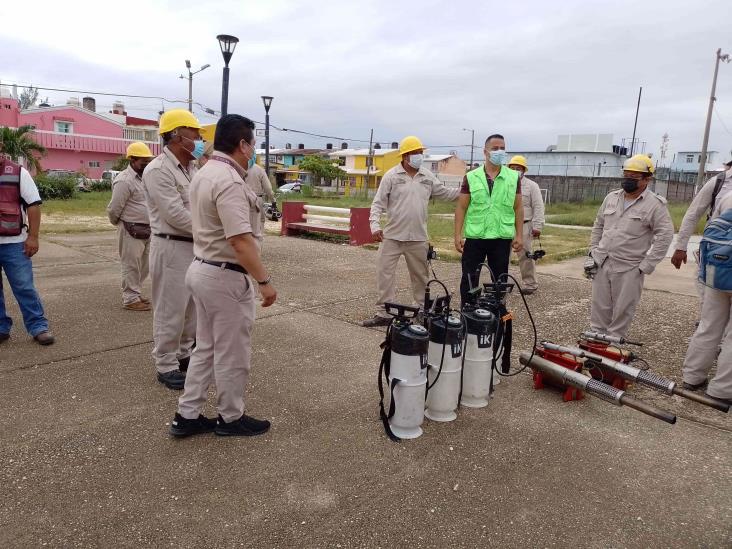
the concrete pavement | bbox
[0,232,730,548]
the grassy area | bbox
[281,194,457,214]
[546,200,705,233]
[42,191,114,234]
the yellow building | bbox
[329,147,401,196]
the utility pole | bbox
[463,128,475,167]
[630,86,642,156]
[180,60,210,113]
[696,48,731,191]
[364,129,374,197]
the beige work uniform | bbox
[369,164,460,316]
[177,152,262,422]
[515,176,545,291]
[245,164,275,226]
[143,147,197,374]
[589,188,674,338]
[107,166,150,305]
[682,192,732,400]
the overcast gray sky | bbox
[2,0,731,164]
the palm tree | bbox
[0,125,46,173]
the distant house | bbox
[423,154,466,176]
[669,151,719,183]
[329,147,401,195]
[0,88,159,178]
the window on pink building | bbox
[54,121,74,134]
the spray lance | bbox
[519,352,677,424]
[540,342,730,413]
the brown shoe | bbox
[34,332,55,346]
[123,300,152,311]
[139,296,151,304]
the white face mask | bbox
[407,154,423,169]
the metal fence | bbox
[531,175,696,203]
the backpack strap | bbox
[709,171,727,219]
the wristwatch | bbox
[257,275,272,286]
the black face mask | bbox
[622,178,640,193]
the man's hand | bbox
[532,229,541,238]
[511,237,523,253]
[372,230,384,242]
[670,250,687,269]
[259,283,277,307]
[24,236,39,257]
[454,237,464,253]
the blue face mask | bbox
[180,134,205,160]
[248,150,257,170]
[489,150,507,166]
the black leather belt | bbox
[523,220,531,224]
[194,257,248,275]
[155,233,193,243]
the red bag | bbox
[0,159,23,237]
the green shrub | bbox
[301,184,314,197]
[34,174,77,200]
[89,180,112,192]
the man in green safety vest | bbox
[454,134,523,303]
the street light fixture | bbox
[179,60,211,113]
[216,34,239,116]
[462,128,475,168]
[261,96,274,179]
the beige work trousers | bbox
[517,224,537,291]
[376,239,429,317]
[590,260,645,339]
[117,226,149,305]
[149,237,196,374]
[682,287,732,400]
[178,260,256,422]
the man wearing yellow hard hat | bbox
[107,142,155,311]
[143,109,203,390]
[587,154,673,338]
[362,136,460,327]
[507,155,545,295]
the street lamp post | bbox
[261,96,273,178]
[179,60,210,113]
[696,48,730,191]
[462,128,475,167]
[216,34,239,116]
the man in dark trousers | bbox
[454,134,523,303]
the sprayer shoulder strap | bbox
[709,172,727,219]
[378,334,401,442]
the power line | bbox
[714,105,732,137]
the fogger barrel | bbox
[425,316,464,422]
[541,342,730,413]
[581,331,642,346]
[460,308,496,408]
[519,352,677,424]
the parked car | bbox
[277,182,301,194]
[101,170,121,182]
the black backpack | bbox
[708,171,728,219]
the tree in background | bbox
[0,125,46,173]
[299,155,344,188]
[19,86,39,110]
[111,156,130,171]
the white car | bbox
[277,182,302,194]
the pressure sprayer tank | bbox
[388,323,430,439]
[425,315,464,422]
[460,308,497,408]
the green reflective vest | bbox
[463,165,518,239]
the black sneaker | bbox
[157,370,186,390]
[361,315,391,328]
[169,413,216,438]
[0,333,9,344]
[682,379,708,392]
[705,392,732,406]
[178,356,190,372]
[215,414,271,437]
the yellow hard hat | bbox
[200,123,217,142]
[158,109,202,135]
[623,154,655,175]
[126,142,154,159]
[399,135,425,156]
[508,155,528,171]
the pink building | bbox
[0,90,160,179]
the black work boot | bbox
[361,315,391,328]
[215,414,271,437]
[178,356,190,372]
[169,413,217,438]
[157,370,186,390]
[682,379,708,392]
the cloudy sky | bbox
[2,0,731,164]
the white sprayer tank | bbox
[460,308,497,408]
[425,316,464,422]
[388,323,429,439]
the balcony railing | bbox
[31,129,160,156]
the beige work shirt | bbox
[190,152,261,264]
[143,147,196,237]
[590,188,674,274]
[676,168,732,251]
[245,163,275,203]
[107,166,149,225]
[521,176,545,232]
[369,164,460,241]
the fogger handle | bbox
[673,388,730,413]
[618,394,677,425]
